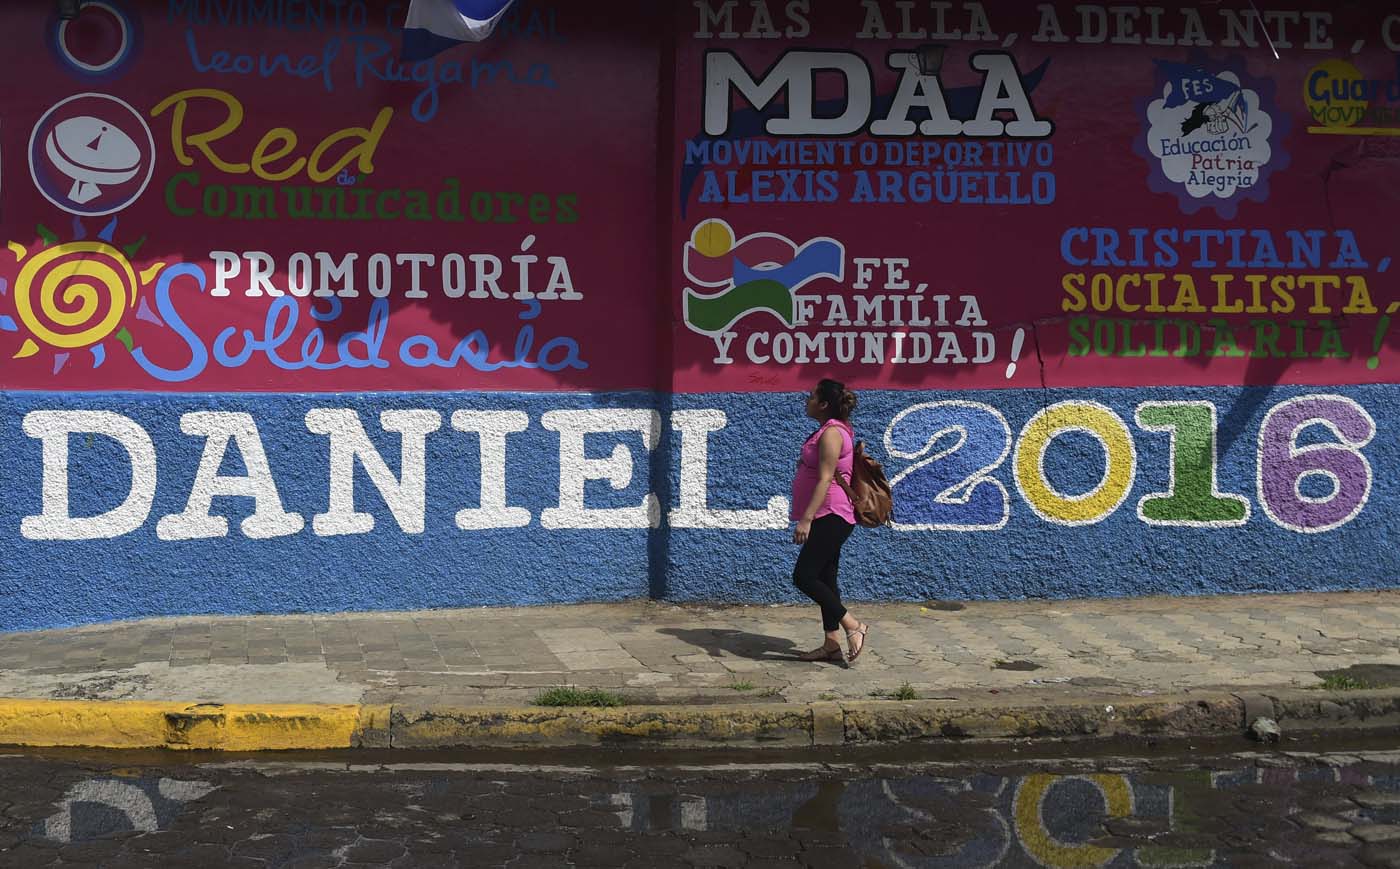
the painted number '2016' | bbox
[884,395,1375,533]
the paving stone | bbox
[343,838,408,863]
[518,831,576,852]
[507,855,578,868]
[283,856,343,869]
[739,838,802,857]
[1359,844,1400,867]
[1352,825,1400,844]
[570,844,638,865]
[1298,812,1356,831]
[682,844,748,867]
[798,846,862,868]
[1319,831,1361,844]
[230,833,299,861]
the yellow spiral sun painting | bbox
[1,217,164,374]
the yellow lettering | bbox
[1270,275,1295,314]
[150,89,393,185]
[1210,273,1243,314]
[250,128,306,182]
[1342,275,1378,314]
[307,108,394,183]
[1090,274,1113,312]
[1060,273,1086,312]
[150,88,249,174]
[1143,273,1167,313]
[1167,274,1205,313]
[1299,275,1338,314]
[1243,274,1269,313]
[1114,274,1140,314]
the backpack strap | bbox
[831,438,861,500]
[833,470,856,501]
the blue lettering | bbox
[212,297,389,371]
[126,278,583,381]
[398,312,587,372]
[131,264,210,382]
[185,28,339,93]
[1308,68,1329,103]
[1060,227,1088,266]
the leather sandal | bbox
[845,623,870,662]
[797,643,843,662]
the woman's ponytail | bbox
[838,388,857,421]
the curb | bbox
[2,689,1399,751]
[0,700,389,751]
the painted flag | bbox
[1155,60,1239,108]
[683,238,845,335]
[731,240,844,292]
[402,0,518,62]
[685,235,804,287]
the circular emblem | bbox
[28,92,155,217]
[51,1,140,79]
[14,240,139,350]
[1134,56,1292,218]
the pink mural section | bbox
[0,0,659,391]
[4,1,1400,396]
[669,1,1400,392]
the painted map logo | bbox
[29,93,155,217]
[1137,58,1290,218]
[682,219,843,358]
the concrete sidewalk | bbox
[3,591,1400,750]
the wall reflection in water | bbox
[599,760,1399,867]
[33,777,216,844]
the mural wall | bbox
[2,0,1398,629]
[664,0,1400,604]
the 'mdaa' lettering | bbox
[703,49,1052,138]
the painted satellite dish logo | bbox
[29,93,154,217]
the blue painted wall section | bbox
[3,386,1396,630]
[1,392,660,630]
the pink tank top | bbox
[791,419,856,524]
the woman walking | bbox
[791,379,870,663]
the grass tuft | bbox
[728,680,756,692]
[870,682,919,701]
[1319,674,1371,691]
[532,686,627,708]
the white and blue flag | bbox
[402,0,518,61]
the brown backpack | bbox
[833,437,894,528]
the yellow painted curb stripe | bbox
[0,700,388,751]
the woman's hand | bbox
[793,518,812,544]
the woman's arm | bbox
[794,427,846,544]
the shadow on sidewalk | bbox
[657,628,817,663]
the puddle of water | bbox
[587,753,1400,866]
[30,777,217,844]
[922,601,967,612]
[12,737,1400,868]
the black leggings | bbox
[793,514,855,632]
